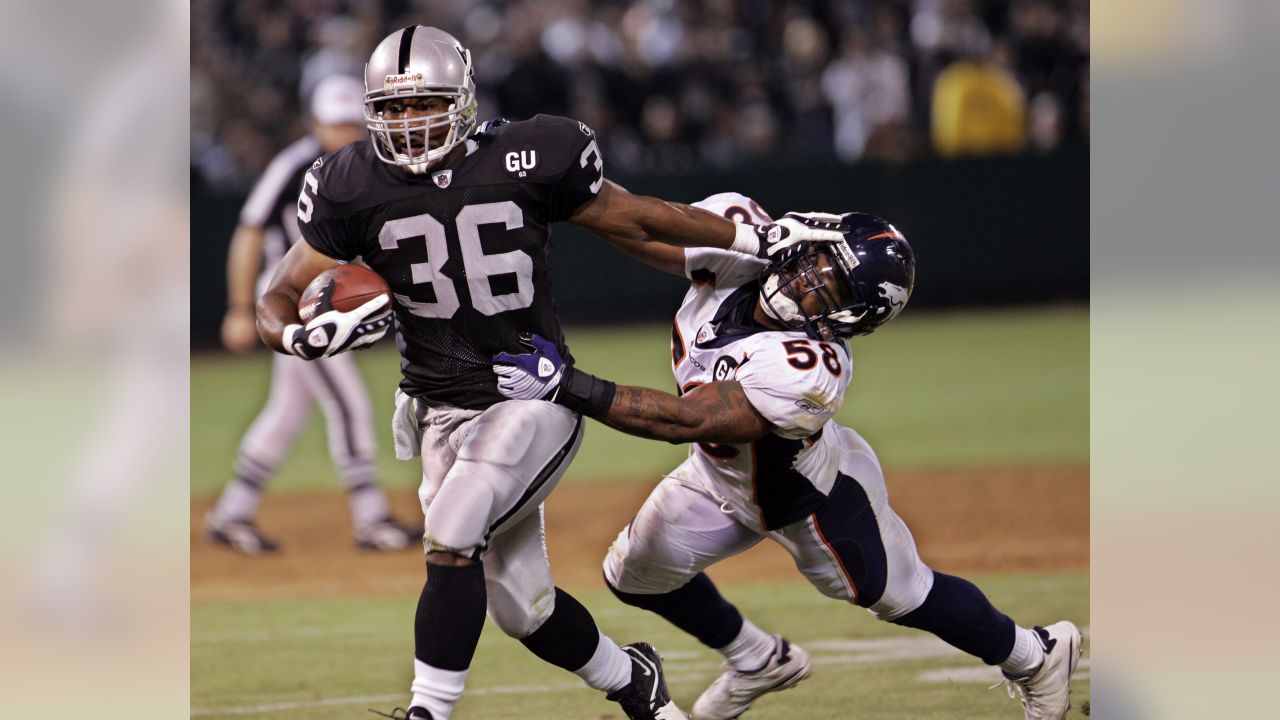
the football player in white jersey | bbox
[491,193,1083,720]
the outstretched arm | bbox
[570,179,738,252]
[492,334,772,444]
[602,381,773,444]
[603,234,687,277]
[568,180,846,271]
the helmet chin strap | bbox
[402,158,432,174]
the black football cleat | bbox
[606,643,689,720]
[367,706,432,719]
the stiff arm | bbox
[569,179,734,275]
[601,381,774,445]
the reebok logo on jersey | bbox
[795,398,826,415]
[537,357,555,379]
[578,121,594,137]
[432,170,452,188]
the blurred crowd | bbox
[192,0,1089,191]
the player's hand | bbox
[283,294,392,360]
[492,333,566,401]
[755,212,847,260]
[221,307,259,353]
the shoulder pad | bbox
[476,117,510,136]
[309,141,375,204]
[734,334,849,438]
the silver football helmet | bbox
[363,26,478,173]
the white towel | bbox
[391,388,424,460]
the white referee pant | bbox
[233,352,379,493]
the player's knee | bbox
[811,578,856,603]
[869,562,935,622]
[486,575,555,639]
[601,530,629,588]
[423,477,496,557]
[425,550,476,567]
[602,528,687,596]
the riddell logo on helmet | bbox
[833,240,859,269]
[384,73,423,88]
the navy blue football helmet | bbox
[758,212,915,340]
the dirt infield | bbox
[191,465,1087,603]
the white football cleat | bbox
[692,636,812,720]
[1001,621,1083,720]
[204,514,280,556]
[354,517,423,551]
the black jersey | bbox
[297,115,604,409]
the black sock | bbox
[608,572,744,649]
[415,561,487,671]
[891,572,1016,665]
[519,587,602,671]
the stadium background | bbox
[190,1,1088,718]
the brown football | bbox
[298,265,391,322]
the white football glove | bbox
[284,295,393,360]
[730,211,847,260]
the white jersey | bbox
[671,193,854,530]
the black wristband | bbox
[553,365,617,418]
[753,225,772,259]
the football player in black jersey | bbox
[255,26,844,720]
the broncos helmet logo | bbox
[878,282,909,320]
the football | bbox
[298,265,391,322]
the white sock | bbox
[573,631,633,693]
[999,626,1047,677]
[211,480,261,523]
[347,484,391,529]
[721,619,776,673]
[411,659,468,720]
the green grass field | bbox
[191,306,1088,498]
[192,573,1088,719]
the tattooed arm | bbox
[491,335,772,443]
[599,382,774,444]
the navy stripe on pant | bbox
[811,473,889,608]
